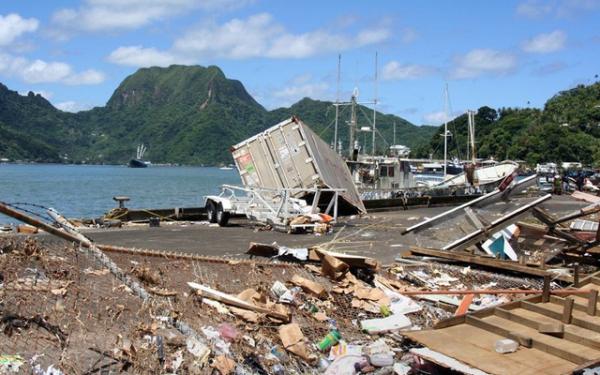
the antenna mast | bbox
[443,83,449,177]
[372,52,378,156]
[334,54,341,153]
[349,88,358,159]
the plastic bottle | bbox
[317,330,342,351]
[272,364,285,375]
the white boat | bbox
[219,166,234,171]
[438,160,518,188]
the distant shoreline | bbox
[0,161,233,168]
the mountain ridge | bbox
[0,64,434,165]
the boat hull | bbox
[128,159,148,168]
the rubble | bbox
[4,181,600,373]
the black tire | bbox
[216,203,230,226]
[206,200,217,223]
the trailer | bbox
[204,185,345,232]
[204,116,364,232]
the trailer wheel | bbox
[206,200,217,223]
[216,203,230,226]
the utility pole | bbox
[349,89,358,159]
[467,110,476,164]
[334,54,341,153]
[393,121,396,145]
[372,52,378,156]
[443,83,449,177]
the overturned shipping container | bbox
[231,116,366,214]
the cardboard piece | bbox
[290,275,327,299]
[279,323,314,362]
[321,253,349,280]
[212,355,236,375]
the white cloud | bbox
[0,53,105,85]
[522,30,567,53]
[21,60,71,83]
[273,82,329,101]
[65,69,106,85]
[516,0,553,18]
[423,111,460,125]
[255,73,331,108]
[55,101,93,112]
[382,61,431,80]
[400,27,418,43]
[172,13,390,60]
[516,0,600,18]
[451,49,517,79]
[51,0,252,36]
[107,46,189,67]
[0,13,38,46]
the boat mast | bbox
[372,52,378,156]
[467,110,476,164]
[443,83,449,177]
[334,54,341,154]
[349,88,358,159]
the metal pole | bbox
[334,54,341,152]
[443,83,449,177]
[372,52,378,156]
[349,92,357,159]
[467,111,471,162]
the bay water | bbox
[0,164,240,222]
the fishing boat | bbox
[128,144,150,168]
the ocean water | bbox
[0,164,240,221]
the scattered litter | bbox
[361,314,412,334]
[0,355,24,373]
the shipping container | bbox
[231,116,366,214]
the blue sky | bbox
[0,0,599,125]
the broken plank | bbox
[409,246,572,282]
[187,282,290,322]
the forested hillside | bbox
[419,82,600,165]
[0,65,433,165]
[1,64,598,166]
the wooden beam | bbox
[549,295,600,317]
[465,315,532,348]
[543,275,551,303]
[589,290,598,316]
[409,246,572,282]
[562,298,574,324]
[522,301,600,333]
[465,315,588,364]
[497,307,600,350]
[433,314,466,329]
